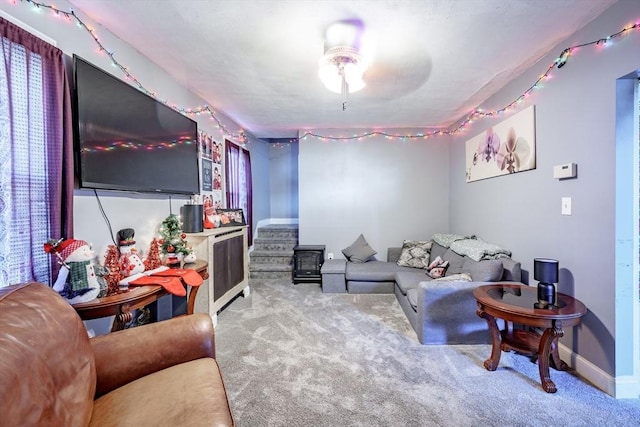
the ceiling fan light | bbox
[318,63,343,93]
[343,62,365,92]
[319,48,367,94]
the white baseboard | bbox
[559,344,640,398]
[256,218,299,228]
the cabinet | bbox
[187,226,249,323]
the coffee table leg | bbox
[477,305,501,371]
[538,321,564,393]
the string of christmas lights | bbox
[12,0,246,142]
[296,19,639,143]
[80,139,195,153]
[8,0,639,145]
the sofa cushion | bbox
[442,249,465,275]
[499,257,522,282]
[426,256,449,279]
[342,234,377,263]
[397,240,432,269]
[463,258,503,282]
[430,242,448,260]
[395,270,430,295]
[346,261,410,281]
[90,359,233,426]
[387,247,402,263]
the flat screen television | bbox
[73,55,200,195]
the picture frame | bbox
[216,208,246,227]
[465,105,536,182]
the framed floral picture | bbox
[465,105,536,182]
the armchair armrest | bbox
[91,313,215,397]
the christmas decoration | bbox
[144,237,163,270]
[117,228,145,278]
[158,214,193,264]
[43,238,103,304]
[103,245,124,295]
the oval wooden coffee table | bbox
[473,282,587,393]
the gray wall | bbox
[247,138,272,238]
[448,0,640,377]
[298,131,450,258]
[269,142,299,219]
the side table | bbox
[473,283,587,393]
[73,260,208,332]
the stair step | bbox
[250,250,293,257]
[249,252,293,265]
[256,225,298,240]
[249,263,292,272]
[253,242,297,251]
[249,224,298,280]
[250,270,293,280]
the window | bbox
[0,18,73,287]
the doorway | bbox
[614,72,639,399]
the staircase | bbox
[249,224,298,280]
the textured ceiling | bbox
[67,0,617,139]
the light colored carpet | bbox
[215,279,640,427]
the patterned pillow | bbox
[426,256,450,279]
[397,240,432,269]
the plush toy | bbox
[44,238,101,304]
[117,228,145,278]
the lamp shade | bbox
[534,258,559,284]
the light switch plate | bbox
[328,252,334,260]
[562,197,572,215]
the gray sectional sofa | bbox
[321,235,522,345]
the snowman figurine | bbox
[117,228,145,278]
[44,238,101,304]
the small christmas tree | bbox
[103,245,123,295]
[144,237,163,270]
[158,214,192,259]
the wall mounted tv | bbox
[73,55,199,195]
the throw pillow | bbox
[342,234,367,258]
[349,243,378,263]
[397,240,432,269]
[342,234,377,263]
[426,256,449,279]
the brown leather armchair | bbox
[0,282,235,426]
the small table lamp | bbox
[534,258,559,309]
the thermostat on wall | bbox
[553,163,577,179]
